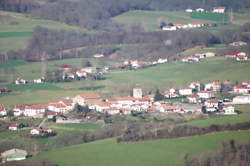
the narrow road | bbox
[38,118,47,128]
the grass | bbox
[29,130,250,166]
[0,60,27,68]
[6,83,62,91]
[234,104,250,113]
[190,12,229,22]
[0,10,87,53]
[107,57,250,89]
[180,114,250,127]
[0,130,28,139]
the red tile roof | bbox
[80,93,101,99]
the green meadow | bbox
[28,130,250,166]
[0,10,86,53]
[190,12,229,22]
[180,114,250,127]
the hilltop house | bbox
[73,93,102,106]
[1,149,27,163]
[212,7,226,13]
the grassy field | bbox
[1,56,250,106]
[28,130,250,166]
[190,12,229,22]
[180,114,250,127]
[0,10,87,53]
[6,83,62,91]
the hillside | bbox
[27,130,250,166]
[0,10,86,53]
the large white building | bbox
[233,95,250,104]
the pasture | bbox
[29,130,250,166]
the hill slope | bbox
[29,130,250,166]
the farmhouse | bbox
[59,64,73,71]
[0,106,7,116]
[204,52,216,57]
[189,82,203,91]
[108,97,136,105]
[204,99,219,108]
[15,78,27,85]
[93,54,104,58]
[30,128,42,135]
[187,94,199,103]
[236,54,248,61]
[33,78,43,83]
[80,67,97,74]
[162,25,177,31]
[222,105,236,115]
[76,70,87,78]
[13,105,25,116]
[178,88,193,96]
[233,95,250,104]
[225,52,240,58]
[74,93,102,106]
[242,81,250,87]
[212,7,226,13]
[196,8,205,12]
[185,8,193,12]
[233,85,250,94]
[47,103,69,113]
[24,104,48,118]
[8,123,21,131]
[1,149,27,163]
[197,91,215,99]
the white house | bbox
[222,105,236,115]
[30,128,42,135]
[204,52,215,57]
[15,78,27,85]
[178,88,193,96]
[187,95,199,103]
[162,26,177,31]
[233,95,250,104]
[242,81,250,86]
[76,70,87,78]
[47,103,68,113]
[157,58,168,64]
[93,54,104,58]
[185,8,193,12]
[33,78,43,83]
[197,91,215,99]
[233,86,250,94]
[24,104,47,118]
[212,7,226,13]
[204,99,219,108]
[8,124,20,131]
[196,8,205,12]
[13,105,25,116]
[230,41,247,46]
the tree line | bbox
[117,122,250,142]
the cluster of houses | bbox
[15,77,44,85]
[114,58,168,70]
[182,52,215,62]
[185,6,226,13]
[162,21,211,31]
[225,51,249,61]
[60,65,108,80]
[165,80,250,114]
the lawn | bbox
[180,114,250,127]
[29,130,250,166]
[190,12,229,22]
[0,60,27,68]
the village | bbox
[161,6,227,31]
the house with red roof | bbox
[222,105,236,115]
[24,104,48,118]
[212,7,226,13]
[204,99,220,108]
[8,123,21,131]
[225,52,240,58]
[242,81,250,87]
[178,88,193,96]
[13,105,25,116]
[197,91,215,99]
[236,52,248,61]
[74,93,102,106]
[0,106,7,116]
[233,85,250,94]
[15,78,27,85]
[30,128,42,135]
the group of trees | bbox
[117,122,250,142]
[178,139,250,166]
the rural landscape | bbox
[0,0,250,166]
